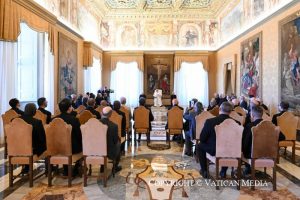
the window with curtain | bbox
[174,62,208,107]
[84,57,102,94]
[110,62,143,107]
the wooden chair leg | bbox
[264,167,267,175]
[251,159,255,190]
[83,157,87,187]
[68,156,72,187]
[104,157,107,187]
[48,157,52,187]
[292,141,296,164]
[237,159,241,190]
[4,139,8,159]
[9,156,13,188]
[29,156,33,187]
[273,164,277,191]
[215,158,219,190]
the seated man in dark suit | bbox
[55,98,82,176]
[183,102,204,156]
[239,96,248,110]
[244,98,260,126]
[139,93,146,100]
[9,98,24,115]
[100,106,122,172]
[86,98,101,119]
[170,91,177,106]
[37,97,52,124]
[20,103,47,174]
[133,97,154,142]
[113,100,126,154]
[197,102,237,178]
[242,106,285,175]
[207,98,217,111]
[272,101,289,126]
[168,99,184,110]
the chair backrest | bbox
[5,118,33,156]
[34,110,47,125]
[209,106,219,116]
[215,119,243,158]
[110,111,122,138]
[95,105,105,114]
[133,106,149,129]
[45,118,72,156]
[251,121,280,159]
[2,109,20,127]
[167,106,183,129]
[229,110,245,125]
[75,105,86,114]
[81,118,108,156]
[234,106,247,117]
[120,106,130,130]
[277,112,298,140]
[195,111,214,140]
[77,110,96,125]
[262,112,271,121]
[2,110,20,137]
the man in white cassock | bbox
[153,89,162,107]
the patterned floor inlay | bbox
[22,183,87,200]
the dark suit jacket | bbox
[20,115,46,156]
[183,110,199,139]
[54,113,82,154]
[240,101,248,110]
[12,108,24,116]
[38,107,52,124]
[200,114,234,156]
[100,118,120,160]
[86,106,101,119]
[115,110,126,137]
[242,119,286,159]
[272,111,285,126]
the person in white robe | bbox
[153,89,162,107]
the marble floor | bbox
[1,140,300,200]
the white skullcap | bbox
[102,106,112,115]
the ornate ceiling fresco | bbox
[34,0,296,50]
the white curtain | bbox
[0,41,18,141]
[174,62,209,107]
[43,33,55,113]
[110,62,143,107]
[84,57,102,95]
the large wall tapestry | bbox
[144,54,174,98]
[280,11,300,109]
[240,32,262,98]
[58,33,78,101]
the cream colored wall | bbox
[216,3,300,115]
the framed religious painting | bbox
[279,11,300,109]
[144,54,174,99]
[240,32,262,98]
[58,32,78,101]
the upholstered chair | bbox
[229,110,245,125]
[234,106,247,118]
[133,106,150,145]
[75,105,86,115]
[167,106,184,147]
[2,109,20,159]
[206,119,243,190]
[110,110,125,144]
[6,118,45,187]
[81,118,108,187]
[277,112,298,163]
[120,106,130,139]
[45,118,83,187]
[195,111,215,142]
[95,105,105,114]
[244,121,280,191]
[34,110,47,125]
[77,110,96,125]
[209,106,219,116]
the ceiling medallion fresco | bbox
[33,0,297,50]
